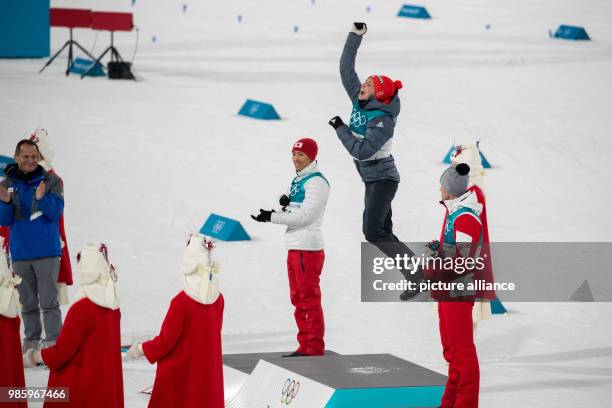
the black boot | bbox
[400,287,421,301]
[399,268,426,301]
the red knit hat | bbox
[292,138,318,161]
[369,75,403,104]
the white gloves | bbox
[126,343,145,360]
[23,349,43,368]
[351,22,367,36]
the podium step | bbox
[224,352,445,408]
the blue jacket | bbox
[0,164,64,261]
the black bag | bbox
[107,61,135,80]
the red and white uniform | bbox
[452,144,495,303]
[271,161,329,356]
[142,291,224,408]
[431,191,483,408]
[140,234,224,408]
[40,243,123,408]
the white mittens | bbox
[127,343,145,359]
[351,22,367,36]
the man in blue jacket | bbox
[0,139,65,353]
[329,23,420,298]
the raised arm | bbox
[340,23,367,100]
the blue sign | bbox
[0,155,14,170]
[553,25,590,41]
[0,0,50,58]
[69,58,106,77]
[490,297,507,314]
[200,213,251,241]
[397,4,431,19]
[238,99,281,120]
[0,155,15,179]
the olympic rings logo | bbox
[281,378,300,405]
[290,183,300,197]
[349,109,367,127]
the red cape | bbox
[0,316,27,408]
[143,291,224,408]
[469,185,495,300]
[41,298,123,408]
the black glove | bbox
[351,22,367,36]
[328,116,344,129]
[279,194,290,208]
[426,240,441,251]
[251,209,273,222]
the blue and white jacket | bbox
[271,162,330,250]
[0,164,64,261]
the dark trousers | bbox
[363,181,415,278]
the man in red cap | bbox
[252,138,330,356]
[329,23,419,297]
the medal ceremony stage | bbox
[222,351,446,408]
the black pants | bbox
[363,180,416,279]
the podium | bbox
[223,351,445,407]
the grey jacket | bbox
[336,32,401,183]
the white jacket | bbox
[271,162,330,250]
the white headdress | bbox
[451,142,486,189]
[73,243,119,310]
[181,234,220,305]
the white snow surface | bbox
[1,0,612,406]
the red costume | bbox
[41,298,123,408]
[142,291,224,408]
[0,315,27,408]
[468,185,495,300]
[429,190,483,408]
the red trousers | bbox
[438,302,479,408]
[287,250,325,356]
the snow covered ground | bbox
[1,0,612,406]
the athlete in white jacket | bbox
[251,138,329,357]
